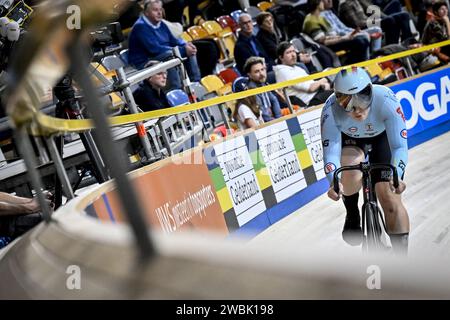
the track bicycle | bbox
[333,162,399,253]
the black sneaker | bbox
[342,213,363,246]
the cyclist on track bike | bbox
[321,66,409,254]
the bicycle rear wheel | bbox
[363,201,383,253]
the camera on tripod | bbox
[90,22,124,61]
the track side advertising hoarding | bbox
[391,66,450,141]
[89,148,228,235]
[254,121,307,203]
[204,135,266,230]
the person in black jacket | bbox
[256,11,279,62]
[234,13,274,75]
[133,60,171,112]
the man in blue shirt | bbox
[244,56,282,122]
[128,0,201,89]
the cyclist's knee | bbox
[340,147,364,195]
[341,146,364,166]
[376,183,404,214]
[341,176,361,195]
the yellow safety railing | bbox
[32,39,450,136]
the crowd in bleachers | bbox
[119,0,450,131]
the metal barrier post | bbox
[219,104,231,129]
[113,65,154,161]
[282,88,294,113]
[45,136,75,200]
[14,128,52,223]
[71,44,155,260]
[158,119,174,156]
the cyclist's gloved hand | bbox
[327,182,343,201]
[390,179,406,194]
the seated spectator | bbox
[338,0,414,45]
[128,0,201,89]
[133,60,170,111]
[0,191,53,249]
[273,42,333,107]
[244,57,282,122]
[321,0,382,53]
[232,78,264,130]
[256,11,279,62]
[234,13,275,75]
[372,0,404,15]
[422,0,450,60]
[164,17,221,77]
[296,33,342,69]
[303,0,370,64]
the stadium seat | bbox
[181,31,193,42]
[230,10,243,23]
[200,20,236,62]
[189,82,208,101]
[232,76,249,93]
[216,15,239,33]
[290,38,324,72]
[166,89,190,107]
[202,20,224,36]
[219,68,240,84]
[187,25,210,40]
[245,6,261,20]
[257,1,273,11]
[201,75,226,94]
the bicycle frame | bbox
[333,162,399,252]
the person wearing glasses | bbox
[133,60,170,112]
[234,13,274,76]
[128,0,201,89]
[321,67,409,255]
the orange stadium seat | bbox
[181,31,193,42]
[187,25,210,40]
[202,20,224,36]
[257,1,274,11]
[201,21,236,63]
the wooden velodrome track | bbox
[1,132,450,299]
[250,130,450,259]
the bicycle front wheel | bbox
[363,201,383,253]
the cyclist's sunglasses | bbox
[336,84,373,112]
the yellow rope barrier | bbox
[32,39,450,135]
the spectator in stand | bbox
[273,42,333,107]
[338,0,414,45]
[234,13,275,76]
[303,0,370,64]
[133,60,171,112]
[256,12,279,62]
[128,0,201,89]
[244,57,282,122]
[422,0,450,59]
[321,0,382,53]
[232,78,264,130]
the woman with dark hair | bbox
[303,0,370,64]
[232,79,264,130]
[233,95,264,130]
[256,12,279,61]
